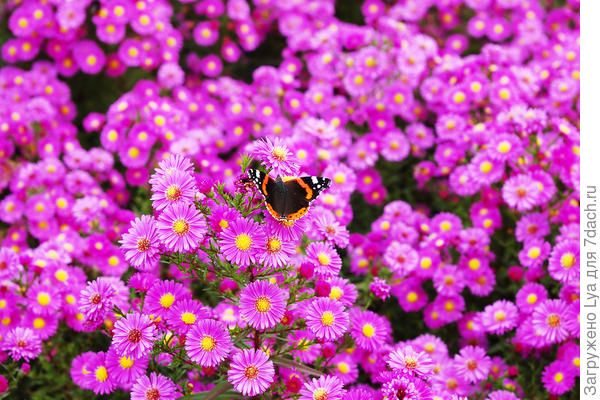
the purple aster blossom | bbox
[166,299,211,334]
[219,217,264,269]
[350,309,390,351]
[255,228,296,269]
[502,174,539,212]
[131,373,179,400]
[150,169,197,211]
[299,375,346,400]
[79,278,115,322]
[2,327,42,362]
[387,345,434,377]
[531,299,571,345]
[112,313,157,359]
[516,283,548,314]
[251,137,300,177]
[85,351,117,395]
[547,240,579,284]
[305,242,342,278]
[156,203,207,253]
[480,300,519,335]
[186,319,232,367]
[541,360,575,395]
[305,297,349,341]
[105,346,149,385]
[239,280,288,330]
[119,215,161,270]
[0,247,20,279]
[227,349,275,397]
[143,280,192,321]
[454,345,492,383]
[515,212,550,242]
[370,277,391,301]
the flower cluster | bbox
[0,0,579,398]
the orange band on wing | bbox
[261,176,269,196]
[295,178,313,199]
[286,207,309,221]
[265,202,282,220]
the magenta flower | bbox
[131,373,179,400]
[157,203,207,253]
[387,345,434,378]
[112,313,157,359]
[299,375,346,400]
[227,349,275,397]
[480,300,518,335]
[239,280,288,330]
[453,345,492,383]
[219,217,263,268]
[2,327,42,362]
[251,137,300,177]
[531,299,571,345]
[547,240,579,284]
[541,360,575,395]
[143,280,192,320]
[305,297,349,341]
[79,279,115,322]
[186,319,232,367]
[150,170,197,211]
[119,215,161,270]
[502,174,539,212]
[305,242,342,278]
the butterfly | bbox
[247,169,331,222]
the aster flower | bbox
[227,349,275,397]
[251,137,300,177]
[542,360,575,395]
[516,283,548,314]
[305,297,349,341]
[480,300,518,335]
[219,217,264,268]
[453,345,492,383]
[2,327,42,362]
[157,202,207,253]
[143,280,192,320]
[299,375,346,400]
[547,240,579,284]
[79,279,115,322]
[387,346,434,378]
[119,215,161,270]
[112,313,157,359]
[350,309,390,351]
[166,299,211,334]
[186,319,232,367]
[131,373,179,400]
[502,174,539,212]
[239,280,288,330]
[305,242,342,277]
[531,299,571,344]
[150,169,197,211]
[85,351,117,395]
[255,230,296,269]
[105,347,149,385]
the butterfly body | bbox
[248,169,331,222]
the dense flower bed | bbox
[0,0,579,399]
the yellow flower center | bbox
[244,365,259,380]
[267,237,282,253]
[494,311,506,322]
[362,323,375,337]
[159,293,175,309]
[37,293,50,306]
[407,292,418,303]
[235,234,252,251]
[317,253,330,266]
[255,296,271,313]
[527,294,538,304]
[528,247,541,259]
[329,287,342,300]
[554,372,564,383]
[313,388,329,400]
[321,311,335,326]
[480,161,493,173]
[181,312,196,325]
[271,147,287,161]
[55,269,68,282]
[33,317,45,329]
[120,356,134,369]
[95,366,108,382]
[200,335,216,351]
[165,185,181,201]
[172,219,189,235]
[547,313,561,328]
[561,253,575,268]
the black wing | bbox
[281,176,331,220]
[248,169,286,219]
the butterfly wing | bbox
[248,169,287,220]
[282,176,331,221]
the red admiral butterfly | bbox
[248,169,331,222]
